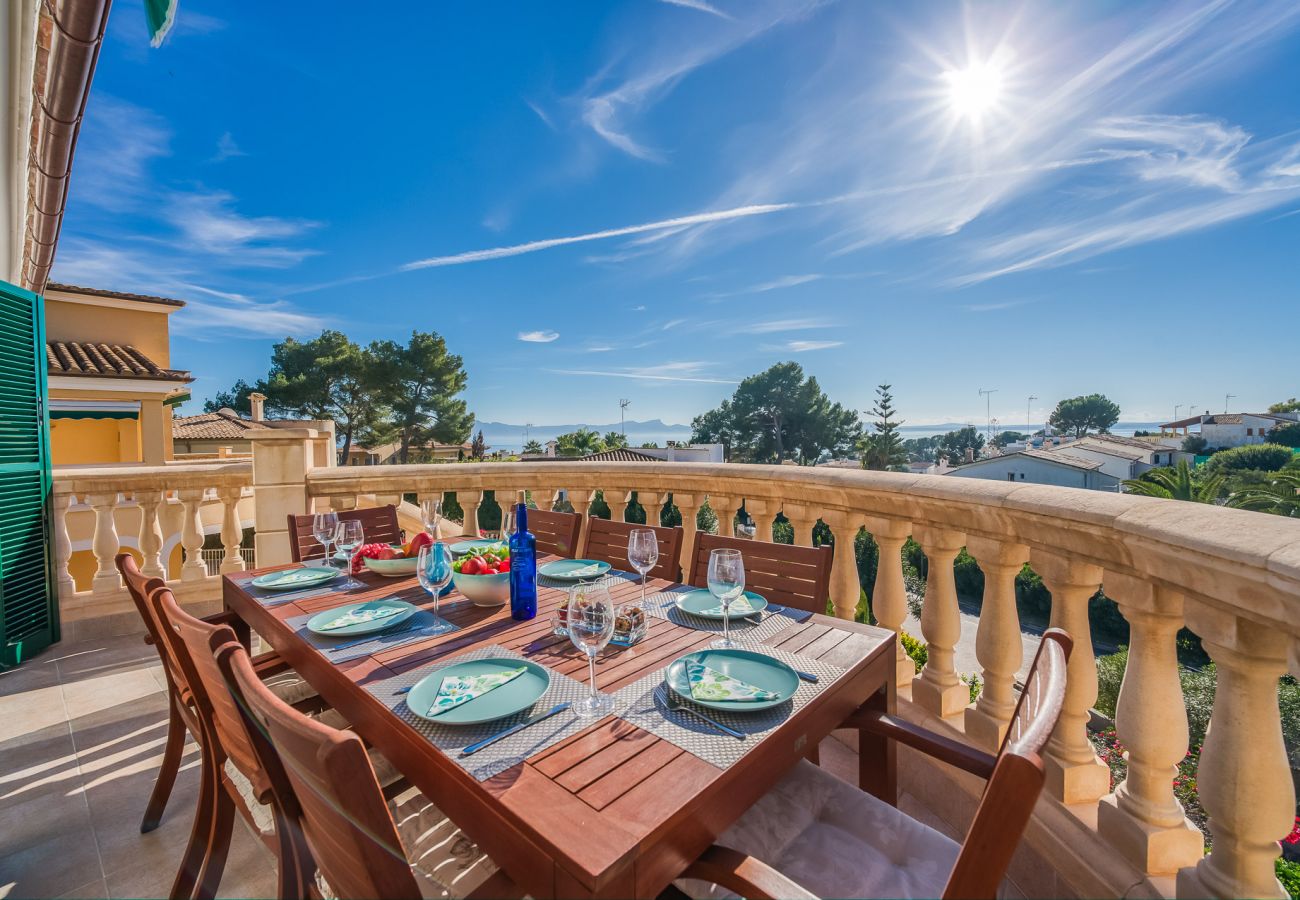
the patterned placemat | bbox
[640,588,813,643]
[611,645,846,770]
[362,645,607,781]
[536,570,638,592]
[243,570,367,607]
[285,606,459,663]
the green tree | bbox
[1181,434,1209,454]
[1123,460,1224,503]
[470,430,487,459]
[602,431,629,450]
[937,426,985,464]
[859,384,908,471]
[902,435,942,462]
[368,331,472,464]
[994,430,1027,448]
[639,441,660,449]
[1267,421,1300,448]
[690,362,860,463]
[203,379,257,415]
[1267,397,1300,414]
[522,439,543,455]
[556,428,603,456]
[1203,443,1294,475]
[1048,393,1121,437]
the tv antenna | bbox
[1224,394,1236,413]
[1027,395,1038,437]
[619,399,631,435]
[978,388,998,443]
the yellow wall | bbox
[44,295,172,366]
[50,417,141,464]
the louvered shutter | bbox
[0,280,57,667]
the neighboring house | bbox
[1041,436,1156,481]
[1160,411,1297,449]
[637,442,725,463]
[943,448,1122,491]
[344,439,472,465]
[45,283,192,465]
[172,394,333,457]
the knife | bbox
[796,670,819,683]
[459,702,573,757]
[326,622,422,653]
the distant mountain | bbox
[473,419,691,434]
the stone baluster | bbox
[911,526,967,720]
[52,492,76,597]
[1031,551,1109,805]
[640,491,665,528]
[709,495,738,537]
[135,489,166,578]
[217,487,245,573]
[963,537,1029,750]
[863,516,913,698]
[821,509,863,621]
[616,490,636,523]
[88,492,123,594]
[459,491,484,538]
[1177,609,1294,900]
[1097,574,1202,876]
[499,489,521,537]
[569,490,596,552]
[177,488,208,582]
[744,498,771,541]
[672,493,702,576]
[782,502,818,547]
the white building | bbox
[1160,412,1297,449]
[943,448,1121,491]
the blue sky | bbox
[54,1,1300,428]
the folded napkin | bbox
[686,659,779,702]
[428,666,527,716]
[702,594,756,616]
[561,563,604,578]
[318,605,403,631]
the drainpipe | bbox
[23,0,112,294]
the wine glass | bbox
[567,583,616,718]
[627,529,659,608]
[420,497,443,538]
[499,504,513,544]
[707,548,746,650]
[417,542,454,620]
[336,520,365,571]
[312,511,339,567]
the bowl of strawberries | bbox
[451,545,512,606]
[354,532,434,577]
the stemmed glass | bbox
[627,529,659,608]
[499,505,513,544]
[312,511,339,567]
[336,520,364,572]
[707,548,746,650]
[567,583,616,718]
[417,542,454,621]
[420,498,443,537]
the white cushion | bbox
[261,668,320,707]
[678,759,959,900]
[390,788,499,899]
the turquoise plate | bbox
[407,657,551,725]
[251,566,341,592]
[674,589,768,620]
[306,599,417,637]
[665,648,799,713]
[450,539,505,556]
[538,559,611,581]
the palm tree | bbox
[1226,462,1300,517]
[522,439,543,455]
[1122,460,1224,503]
[556,428,603,457]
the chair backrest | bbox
[942,628,1073,900]
[287,505,402,563]
[686,532,833,614]
[220,640,421,900]
[527,508,583,558]
[582,517,684,581]
[117,553,192,700]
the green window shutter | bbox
[0,279,57,668]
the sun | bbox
[942,61,1005,121]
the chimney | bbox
[964,447,975,463]
[249,392,266,422]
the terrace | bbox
[4,427,1297,898]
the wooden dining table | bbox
[224,553,897,900]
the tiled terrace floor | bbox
[0,632,274,900]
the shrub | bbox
[1182,434,1209,454]
[1204,443,1294,474]
[1277,857,1299,900]
[1094,646,1128,718]
[1270,422,1300,448]
[900,630,927,672]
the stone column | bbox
[673,493,702,578]
[1032,551,1109,805]
[821,509,862,621]
[178,489,208,582]
[88,492,122,594]
[709,495,738,537]
[217,487,246,574]
[139,398,167,465]
[863,516,913,698]
[911,525,967,720]
[640,491,665,528]
[616,490,636,523]
[52,492,76,597]
[964,537,1029,750]
[135,489,166,578]
[1177,609,1293,900]
[782,502,818,547]
[247,428,320,568]
[745,498,771,542]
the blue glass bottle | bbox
[508,502,537,620]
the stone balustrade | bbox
[247,441,1300,900]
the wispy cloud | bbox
[736,317,837,334]
[705,273,823,299]
[962,298,1036,312]
[662,318,687,330]
[518,330,560,343]
[525,99,555,131]
[659,0,732,20]
[784,340,843,351]
[211,132,247,163]
[163,191,319,266]
[548,363,737,385]
[71,95,170,212]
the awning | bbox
[49,399,139,421]
[165,391,191,407]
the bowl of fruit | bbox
[451,545,512,606]
[353,533,434,577]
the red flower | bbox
[1283,817,1300,846]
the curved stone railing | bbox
[243,435,1298,899]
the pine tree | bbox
[860,384,908,470]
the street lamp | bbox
[978,388,998,444]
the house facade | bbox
[1160,411,1297,448]
[943,448,1122,491]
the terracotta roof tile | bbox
[580,448,663,462]
[46,283,185,308]
[46,341,192,382]
[172,410,270,440]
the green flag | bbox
[144,0,178,47]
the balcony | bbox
[4,427,1298,899]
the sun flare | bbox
[943,61,1005,121]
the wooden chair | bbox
[581,516,684,581]
[527,508,583,558]
[115,553,316,836]
[685,533,833,615]
[286,504,403,563]
[676,629,1074,900]
[218,639,511,900]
